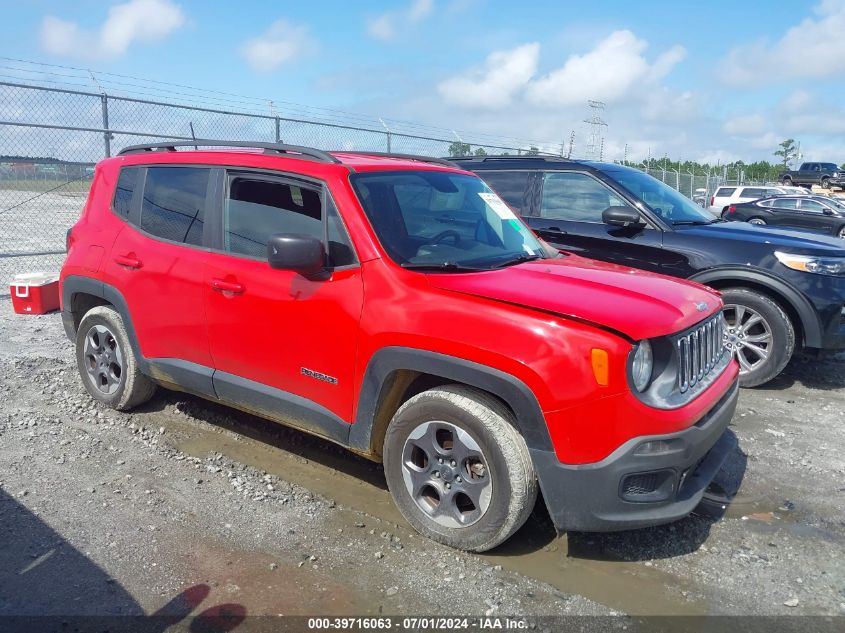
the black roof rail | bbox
[337,151,459,169]
[450,154,570,162]
[117,139,341,164]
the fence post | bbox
[274,116,281,143]
[100,94,111,157]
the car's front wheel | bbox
[383,385,537,552]
[75,305,156,410]
[720,288,795,388]
[821,177,831,189]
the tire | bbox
[720,288,795,388]
[748,217,767,225]
[781,177,792,186]
[75,305,156,410]
[838,225,845,239]
[382,385,538,552]
[821,177,830,189]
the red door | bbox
[102,165,212,367]
[204,173,363,422]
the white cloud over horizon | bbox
[240,20,315,72]
[720,0,845,85]
[39,0,186,60]
[367,0,434,41]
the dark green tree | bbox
[773,139,799,167]
[447,141,472,157]
[474,147,487,156]
[526,146,540,156]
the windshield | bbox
[605,167,715,225]
[350,170,546,270]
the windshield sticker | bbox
[478,192,519,221]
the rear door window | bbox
[740,188,767,199]
[540,172,627,222]
[139,167,210,246]
[772,198,800,210]
[715,187,736,198]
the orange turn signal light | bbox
[591,349,609,386]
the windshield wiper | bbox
[400,262,487,272]
[671,219,715,226]
[490,254,543,268]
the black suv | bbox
[455,156,845,387]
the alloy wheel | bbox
[722,304,773,375]
[749,218,767,225]
[83,324,124,395]
[838,226,845,239]
[401,421,492,529]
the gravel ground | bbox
[0,300,844,620]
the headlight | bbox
[630,340,654,392]
[775,251,845,276]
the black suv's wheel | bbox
[720,288,795,388]
[781,177,792,186]
[821,177,831,189]
[383,385,537,552]
[75,305,156,410]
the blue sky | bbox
[2,0,844,163]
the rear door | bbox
[711,187,736,213]
[103,165,214,374]
[203,169,363,424]
[524,170,666,272]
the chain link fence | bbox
[0,80,765,285]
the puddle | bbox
[154,399,709,616]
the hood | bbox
[679,221,845,254]
[426,255,721,341]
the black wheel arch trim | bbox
[688,267,822,347]
[348,346,554,454]
[62,275,150,373]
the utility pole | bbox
[566,130,575,159]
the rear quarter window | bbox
[715,187,736,197]
[112,167,139,219]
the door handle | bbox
[211,278,244,294]
[113,254,142,269]
[542,226,567,235]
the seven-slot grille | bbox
[677,314,727,393]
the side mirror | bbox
[267,233,325,276]
[822,208,834,216]
[602,206,642,227]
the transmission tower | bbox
[583,100,608,161]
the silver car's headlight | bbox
[775,251,845,276]
[630,340,654,392]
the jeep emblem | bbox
[695,302,708,312]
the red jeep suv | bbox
[60,140,739,551]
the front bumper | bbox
[532,379,739,532]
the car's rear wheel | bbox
[720,288,795,388]
[382,385,537,552]
[748,217,767,225]
[838,225,845,239]
[781,177,792,186]
[76,305,156,410]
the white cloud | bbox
[720,0,845,85]
[39,0,186,60]
[437,43,540,109]
[367,0,435,41]
[240,20,315,72]
[527,31,685,107]
[723,114,767,136]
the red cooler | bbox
[10,273,60,315]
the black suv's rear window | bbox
[139,167,210,246]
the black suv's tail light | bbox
[727,206,736,214]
